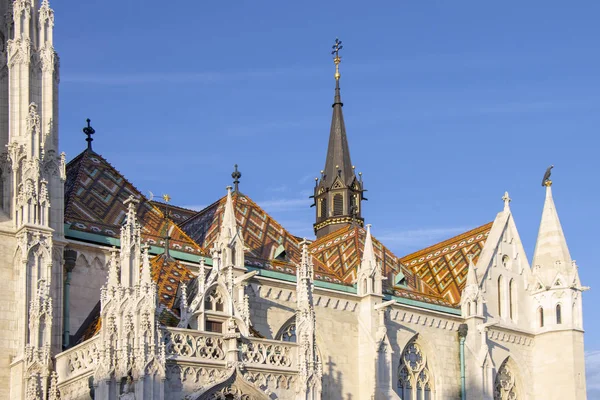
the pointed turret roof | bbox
[221,186,237,240]
[322,77,355,187]
[532,184,573,286]
[465,256,479,287]
[360,224,376,273]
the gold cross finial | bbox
[331,38,343,80]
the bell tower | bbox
[0,1,64,398]
[313,39,365,238]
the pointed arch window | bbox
[318,198,327,218]
[556,304,562,324]
[276,321,297,342]
[494,358,520,400]
[509,279,515,321]
[333,193,344,216]
[497,275,504,317]
[397,338,434,400]
[538,307,544,327]
[204,287,225,312]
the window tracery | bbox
[397,339,433,400]
[278,322,296,342]
[204,287,225,312]
[494,359,520,400]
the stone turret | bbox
[530,178,587,399]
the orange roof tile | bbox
[308,225,439,296]
[400,222,493,304]
[180,192,302,265]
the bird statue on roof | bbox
[542,165,554,187]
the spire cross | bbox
[502,191,511,210]
[232,164,242,192]
[83,118,95,151]
[331,38,343,80]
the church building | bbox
[0,2,588,399]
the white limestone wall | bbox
[533,330,586,400]
[249,278,360,399]
[0,231,17,399]
[487,327,535,399]
[66,243,110,336]
[387,306,463,399]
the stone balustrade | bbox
[163,327,298,373]
[164,327,227,363]
[55,336,100,385]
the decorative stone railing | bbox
[55,336,100,384]
[164,327,227,364]
[240,338,296,370]
[163,327,298,373]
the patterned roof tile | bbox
[65,150,204,256]
[308,225,439,296]
[180,192,302,265]
[399,222,493,304]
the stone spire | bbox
[216,186,245,269]
[140,245,152,285]
[532,182,574,287]
[313,39,365,238]
[357,225,382,296]
[120,196,142,287]
[221,186,237,242]
[295,239,322,398]
[461,255,483,318]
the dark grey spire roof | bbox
[322,79,355,187]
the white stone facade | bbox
[0,2,589,399]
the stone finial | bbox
[140,244,152,285]
[502,191,511,211]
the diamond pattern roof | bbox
[399,222,493,304]
[65,150,203,256]
[180,192,302,265]
[308,225,438,296]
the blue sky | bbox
[54,1,599,392]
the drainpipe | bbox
[63,249,78,349]
[458,323,468,400]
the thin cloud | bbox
[586,351,600,396]
[376,227,470,248]
[180,204,207,212]
[62,65,322,86]
[257,198,310,213]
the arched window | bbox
[538,307,544,327]
[494,358,520,400]
[277,322,297,342]
[497,275,503,317]
[397,338,434,400]
[556,304,562,324]
[333,194,343,216]
[204,287,225,312]
[467,302,471,317]
[318,198,326,218]
[509,279,515,321]
[349,194,359,216]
